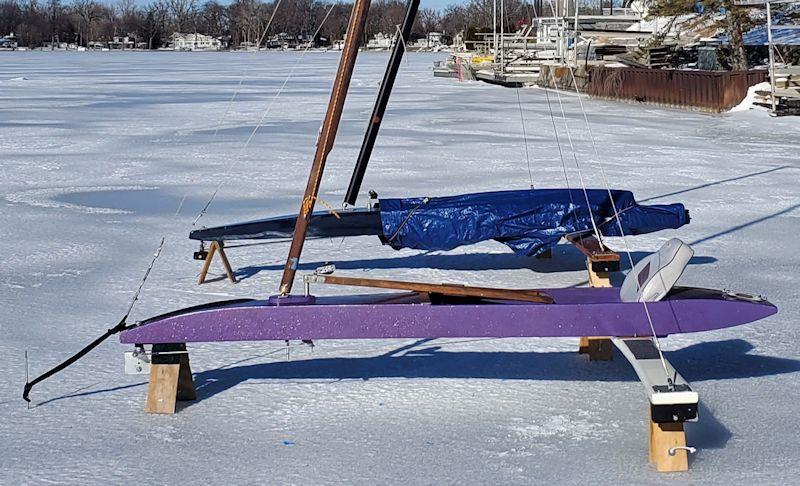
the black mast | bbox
[343,0,421,207]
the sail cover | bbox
[379,189,689,256]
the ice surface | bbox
[0,51,798,484]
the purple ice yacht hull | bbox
[120,287,776,345]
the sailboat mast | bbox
[344,0,421,207]
[279,0,372,295]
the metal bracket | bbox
[124,347,150,375]
[613,337,699,423]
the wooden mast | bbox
[279,0,372,295]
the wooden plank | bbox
[566,232,620,262]
[146,364,180,414]
[312,274,554,304]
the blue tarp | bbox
[379,189,689,256]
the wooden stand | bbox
[578,336,614,361]
[145,343,196,414]
[650,417,689,472]
[570,233,618,361]
[197,241,237,285]
[613,337,696,473]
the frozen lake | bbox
[1,51,798,484]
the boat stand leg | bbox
[650,415,689,472]
[613,337,697,472]
[578,336,614,361]
[586,256,612,288]
[145,344,195,414]
[580,257,613,360]
[197,241,237,285]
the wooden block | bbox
[650,418,689,472]
[587,257,612,288]
[578,336,613,361]
[579,255,613,360]
[146,364,180,414]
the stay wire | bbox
[515,88,534,188]
[22,2,338,402]
[534,0,670,383]
[193,1,340,227]
[546,66,603,244]
[211,0,286,140]
[565,66,672,381]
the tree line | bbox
[0,0,542,49]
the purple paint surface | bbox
[120,287,776,344]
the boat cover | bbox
[379,189,688,256]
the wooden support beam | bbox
[305,274,554,304]
[145,344,196,414]
[579,246,613,360]
[650,415,689,472]
[146,364,179,414]
[567,232,620,274]
[578,336,614,360]
[198,241,236,285]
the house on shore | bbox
[169,33,222,51]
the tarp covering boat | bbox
[379,189,689,256]
[190,188,689,256]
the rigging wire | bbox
[211,0,286,140]
[545,67,603,244]
[525,0,600,243]
[193,1,341,227]
[564,66,673,381]
[542,85,579,226]
[21,3,341,402]
[515,88,535,188]
[536,0,672,383]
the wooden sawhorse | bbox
[144,343,197,414]
[196,241,237,285]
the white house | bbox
[367,32,395,50]
[0,32,18,50]
[169,33,222,51]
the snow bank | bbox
[729,81,771,112]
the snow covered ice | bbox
[1,51,798,484]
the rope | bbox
[394,24,409,64]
